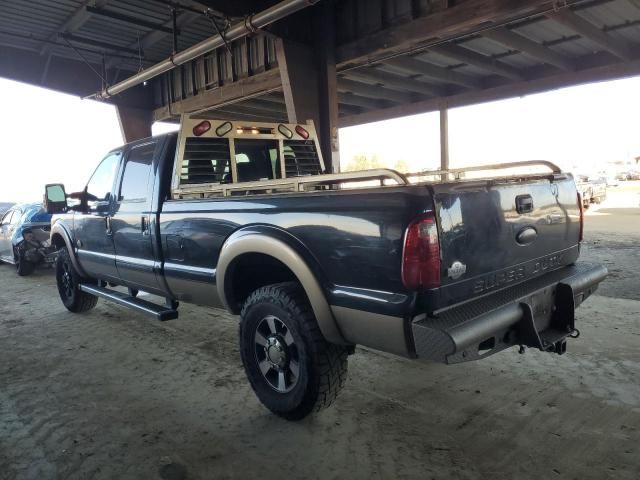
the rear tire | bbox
[56,248,98,313]
[239,282,348,420]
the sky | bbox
[1,75,640,203]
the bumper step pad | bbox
[412,263,608,364]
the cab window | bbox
[86,152,121,209]
[234,139,281,182]
[120,142,156,203]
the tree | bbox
[343,153,384,172]
[393,159,409,173]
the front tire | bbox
[239,282,348,420]
[15,254,35,276]
[56,248,98,313]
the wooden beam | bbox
[338,78,416,103]
[116,105,152,143]
[483,27,575,71]
[344,68,444,97]
[245,98,288,113]
[223,101,287,118]
[547,9,634,61]
[152,68,282,121]
[339,56,640,127]
[432,43,525,81]
[314,0,341,173]
[383,56,482,89]
[336,0,581,69]
[275,38,320,126]
[197,108,288,123]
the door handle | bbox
[105,216,112,235]
[141,216,150,236]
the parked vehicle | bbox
[587,176,607,204]
[44,117,607,420]
[574,175,592,207]
[606,176,619,188]
[615,170,640,181]
[0,203,55,275]
[0,202,14,215]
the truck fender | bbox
[50,221,88,277]
[216,229,348,345]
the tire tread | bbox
[240,282,348,420]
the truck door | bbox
[74,151,121,280]
[111,140,161,293]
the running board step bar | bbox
[79,284,179,321]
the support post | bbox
[440,106,449,180]
[275,2,340,173]
[275,38,321,127]
[315,0,340,173]
[116,105,153,143]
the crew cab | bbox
[45,116,607,419]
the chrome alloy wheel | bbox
[254,315,300,393]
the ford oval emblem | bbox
[448,261,467,280]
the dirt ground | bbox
[1,187,639,480]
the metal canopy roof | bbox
[1,0,640,127]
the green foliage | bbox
[343,154,384,172]
[392,159,409,173]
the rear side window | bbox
[120,142,156,202]
[181,137,230,184]
[283,140,322,177]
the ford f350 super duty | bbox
[44,116,607,420]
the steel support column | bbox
[116,105,153,143]
[440,106,449,179]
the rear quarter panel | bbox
[159,186,433,316]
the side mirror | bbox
[44,183,68,214]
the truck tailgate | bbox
[432,174,581,308]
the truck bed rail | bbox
[405,160,562,182]
[172,161,563,199]
[172,169,409,199]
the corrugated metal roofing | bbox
[1,0,640,126]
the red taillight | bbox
[193,120,211,136]
[577,192,584,242]
[401,214,441,290]
[295,125,309,139]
